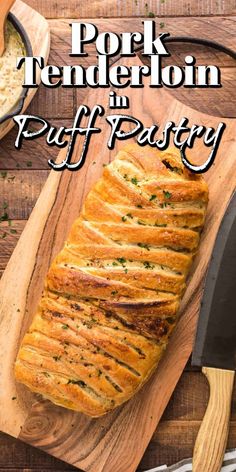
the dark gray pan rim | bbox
[0,12,33,126]
[133,36,236,64]
[110,36,236,118]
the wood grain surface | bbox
[1,2,236,471]
[0,1,50,139]
[23,0,236,18]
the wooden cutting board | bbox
[0,54,236,472]
[0,0,50,140]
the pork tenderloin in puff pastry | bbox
[15,144,208,417]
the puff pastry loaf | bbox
[15,144,208,417]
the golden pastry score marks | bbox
[15,145,208,417]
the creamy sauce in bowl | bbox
[0,20,26,118]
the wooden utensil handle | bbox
[193,367,235,472]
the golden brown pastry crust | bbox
[15,144,208,417]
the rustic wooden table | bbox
[0,1,236,470]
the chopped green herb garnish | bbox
[26,161,32,167]
[149,195,157,201]
[10,229,17,234]
[131,177,138,185]
[1,232,7,239]
[136,204,143,208]
[126,213,133,219]
[163,190,172,199]
[122,216,127,222]
[137,219,146,225]
[111,290,118,296]
[1,171,7,179]
[123,174,128,180]
[0,212,9,222]
[155,223,167,227]
[117,257,126,265]
[61,324,69,329]
[137,242,150,251]
[112,261,118,266]
[160,22,165,28]
[53,355,61,361]
[143,261,155,269]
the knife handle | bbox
[193,367,235,472]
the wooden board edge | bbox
[0,164,63,438]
